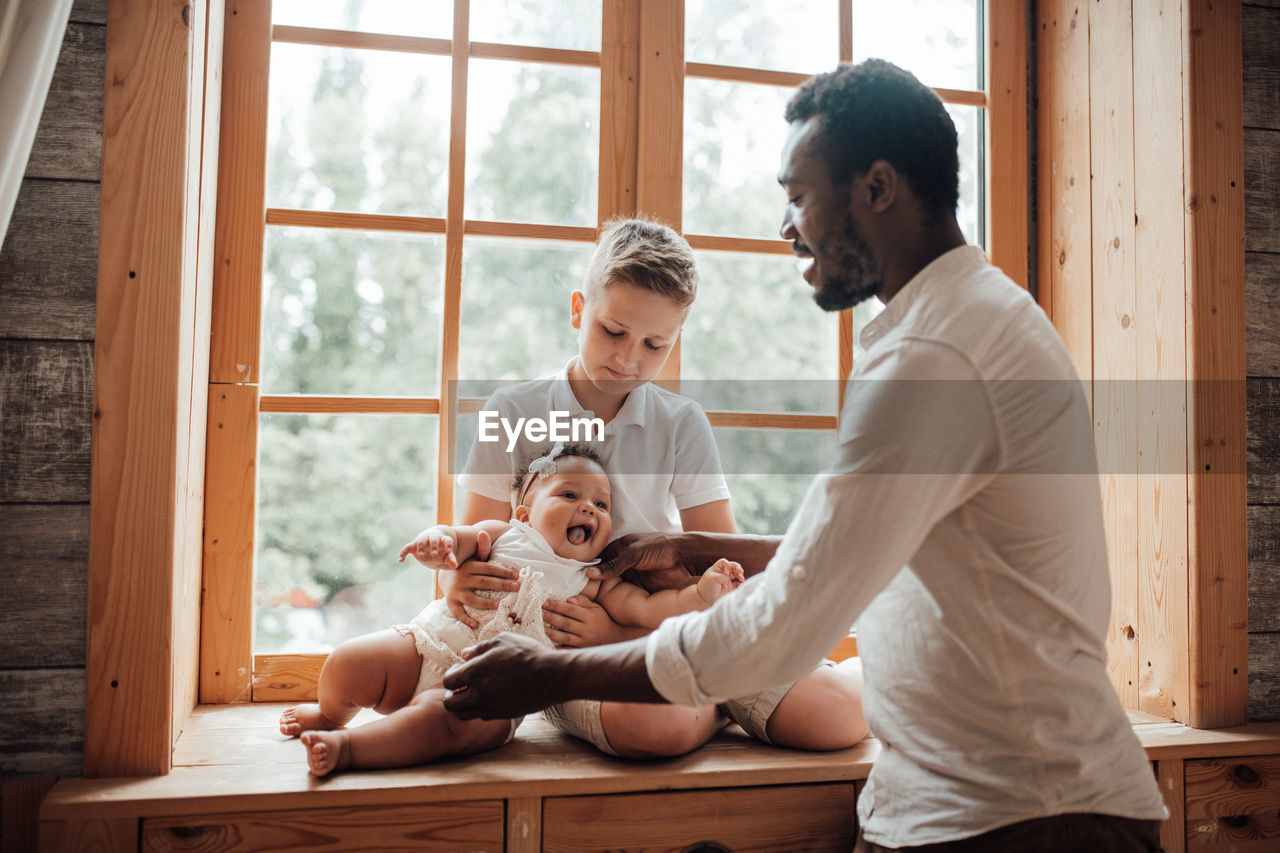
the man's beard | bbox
[811,212,882,312]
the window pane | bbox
[470,0,601,51]
[950,104,984,247]
[256,414,438,652]
[267,44,451,216]
[682,251,839,413]
[457,237,594,382]
[261,228,445,396]
[850,0,980,91]
[272,1,452,40]
[466,60,599,226]
[685,0,838,72]
[715,428,837,534]
[684,80,792,239]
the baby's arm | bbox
[399,519,511,570]
[594,558,744,629]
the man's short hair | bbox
[784,59,960,217]
[584,217,699,309]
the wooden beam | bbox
[599,0,641,221]
[1184,0,1247,728]
[986,0,1028,286]
[87,0,219,777]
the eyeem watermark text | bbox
[478,410,605,451]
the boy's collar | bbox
[553,358,648,429]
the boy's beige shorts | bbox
[540,661,835,754]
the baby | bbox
[279,444,743,776]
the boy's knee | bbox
[602,705,718,758]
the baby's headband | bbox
[515,441,566,507]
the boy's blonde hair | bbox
[584,217,698,309]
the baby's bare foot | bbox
[301,730,349,777]
[279,704,337,737]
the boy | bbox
[449,217,866,757]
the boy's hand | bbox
[696,559,744,605]
[398,526,461,570]
[443,531,520,629]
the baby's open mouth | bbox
[567,524,593,545]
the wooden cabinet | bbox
[1184,755,1280,851]
[541,784,857,853]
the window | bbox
[202,0,1027,703]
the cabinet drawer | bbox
[1185,755,1280,851]
[141,800,504,852]
[542,783,856,853]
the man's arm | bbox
[442,633,660,719]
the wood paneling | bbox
[0,340,92,502]
[2,777,57,853]
[24,23,104,181]
[69,0,107,25]
[1249,506,1280,634]
[1157,758,1186,853]
[1247,377,1280,505]
[542,784,856,853]
[1245,129,1280,253]
[1247,252,1280,377]
[505,797,541,853]
[0,505,89,668]
[38,818,137,853]
[1243,5,1280,129]
[0,180,98,340]
[252,653,323,702]
[1250,633,1280,721]
[141,802,504,853]
[0,670,83,777]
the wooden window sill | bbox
[40,704,1280,823]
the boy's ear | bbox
[513,504,531,523]
[570,291,585,330]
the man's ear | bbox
[863,160,898,213]
[513,504,531,523]
[570,291,585,329]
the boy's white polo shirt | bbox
[457,360,730,537]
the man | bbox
[444,60,1168,852]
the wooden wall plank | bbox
[0,180,98,340]
[2,777,57,853]
[86,0,214,777]
[24,23,104,182]
[1247,377,1280,505]
[0,670,83,777]
[1242,5,1280,130]
[0,341,92,502]
[1184,0,1248,729]
[201,384,257,704]
[1245,129,1280,253]
[1034,0,1093,387]
[1250,632,1280,720]
[0,505,89,669]
[1134,0,1190,722]
[1249,506,1280,634]
[1090,0,1139,709]
[1247,252,1280,377]
[69,0,107,26]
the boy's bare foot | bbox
[279,704,339,737]
[301,730,350,777]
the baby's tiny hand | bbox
[697,558,745,605]
[398,528,459,570]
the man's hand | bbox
[542,596,650,647]
[442,633,563,719]
[590,532,699,592]
[442,532,519,629]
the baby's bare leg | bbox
[765,658,867,751]
[279,629,422,737]
[301,687,515,776]
[600,702,726,758]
